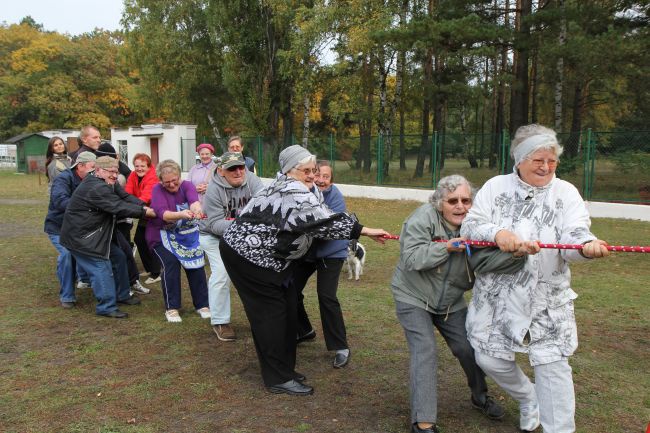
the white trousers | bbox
[199,234,231,325]
[475,351,576,433]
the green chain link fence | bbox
[185,130,650,204]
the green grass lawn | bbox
[0,171,648,433]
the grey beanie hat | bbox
[279,145,312,174]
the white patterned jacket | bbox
[460,172,596,366]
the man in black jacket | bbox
[69,125,102,163]
[61,156,156,318]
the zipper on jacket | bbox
[104,215,115,259]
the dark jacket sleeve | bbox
[50,171,75,212]
[469,247,526,275]
[88,182,146,219]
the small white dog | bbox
[346,240,366,281]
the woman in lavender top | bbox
[187,142,216,205]
[146,160,210,323]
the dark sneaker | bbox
[61,301,75,309]
[471,395,505,420]
[411,423,440,433]
[296,329,316,344]
[99,309,128,319]
[118,295,141,306]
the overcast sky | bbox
[1,0,125,35]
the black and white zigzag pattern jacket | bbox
[222,175,362,272]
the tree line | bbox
[1,1,648,174]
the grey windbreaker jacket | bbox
[391,202,526,315]
[199,168,265,238]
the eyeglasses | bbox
[444,197,472,206]
[526,158,558,168]
[299,168,317,175]
[162,178,180,186]
[226,165,245,172]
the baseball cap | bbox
[220,152,246,169]
[71,151,96,168]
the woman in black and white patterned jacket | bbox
[219,145,388,396]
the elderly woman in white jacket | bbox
[460,124,609,433]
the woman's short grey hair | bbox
[295,154,317,168]
[429,174,475,211]
[510,123,564,162]
[156,159,181,180]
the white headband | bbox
[512,133,557,167]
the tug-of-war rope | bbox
[380,235,650,253]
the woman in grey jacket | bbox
[391,174,526,433]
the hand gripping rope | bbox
[380,235,650,254]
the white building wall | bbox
[110,123,197,170]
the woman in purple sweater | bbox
[146,159,210,323]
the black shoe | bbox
[294,372,306,382]
[296,329,316,344]
[61,301,75,309]
[117,295,141,306]
[411,423,440,433]
[471,395,505,420]
[267,379,314,396]
[333,350,350,369]
[99,309,128,319]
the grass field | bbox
[0,171,648,433]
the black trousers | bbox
[294,258,348,351]
[115,230,138,285]
[219,242,302,387]
[134,223,160,276]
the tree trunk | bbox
[567,80,589,157]
[415,47,433,178]
[509,0,531,134]
[492,0,508,169]
[302,94,310,147]
[554,0,566,132]
[530,46,538,123]
[206,112,222,150]
[398,0,408,171]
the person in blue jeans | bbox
[60,157,156,318]
[44,151,97,308]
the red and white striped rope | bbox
[380,235,650,253]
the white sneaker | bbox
[520,402,541,431]
[139,271,150,277]
[132,245,138,258]
[131,280,151,294]
[196,307,211,319]
[77,281,91,289]
[165,309,182,323]
[145,276,161,284]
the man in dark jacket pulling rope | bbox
[61,156,155,318]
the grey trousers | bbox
[396,301,488,424]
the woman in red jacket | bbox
[125,153,161,284]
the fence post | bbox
[432,131,438,187]
[180,137,184,171]
[376,135,383,185]
[500,130,509,174]
[257,136,263,177]
[583,128,594,200]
